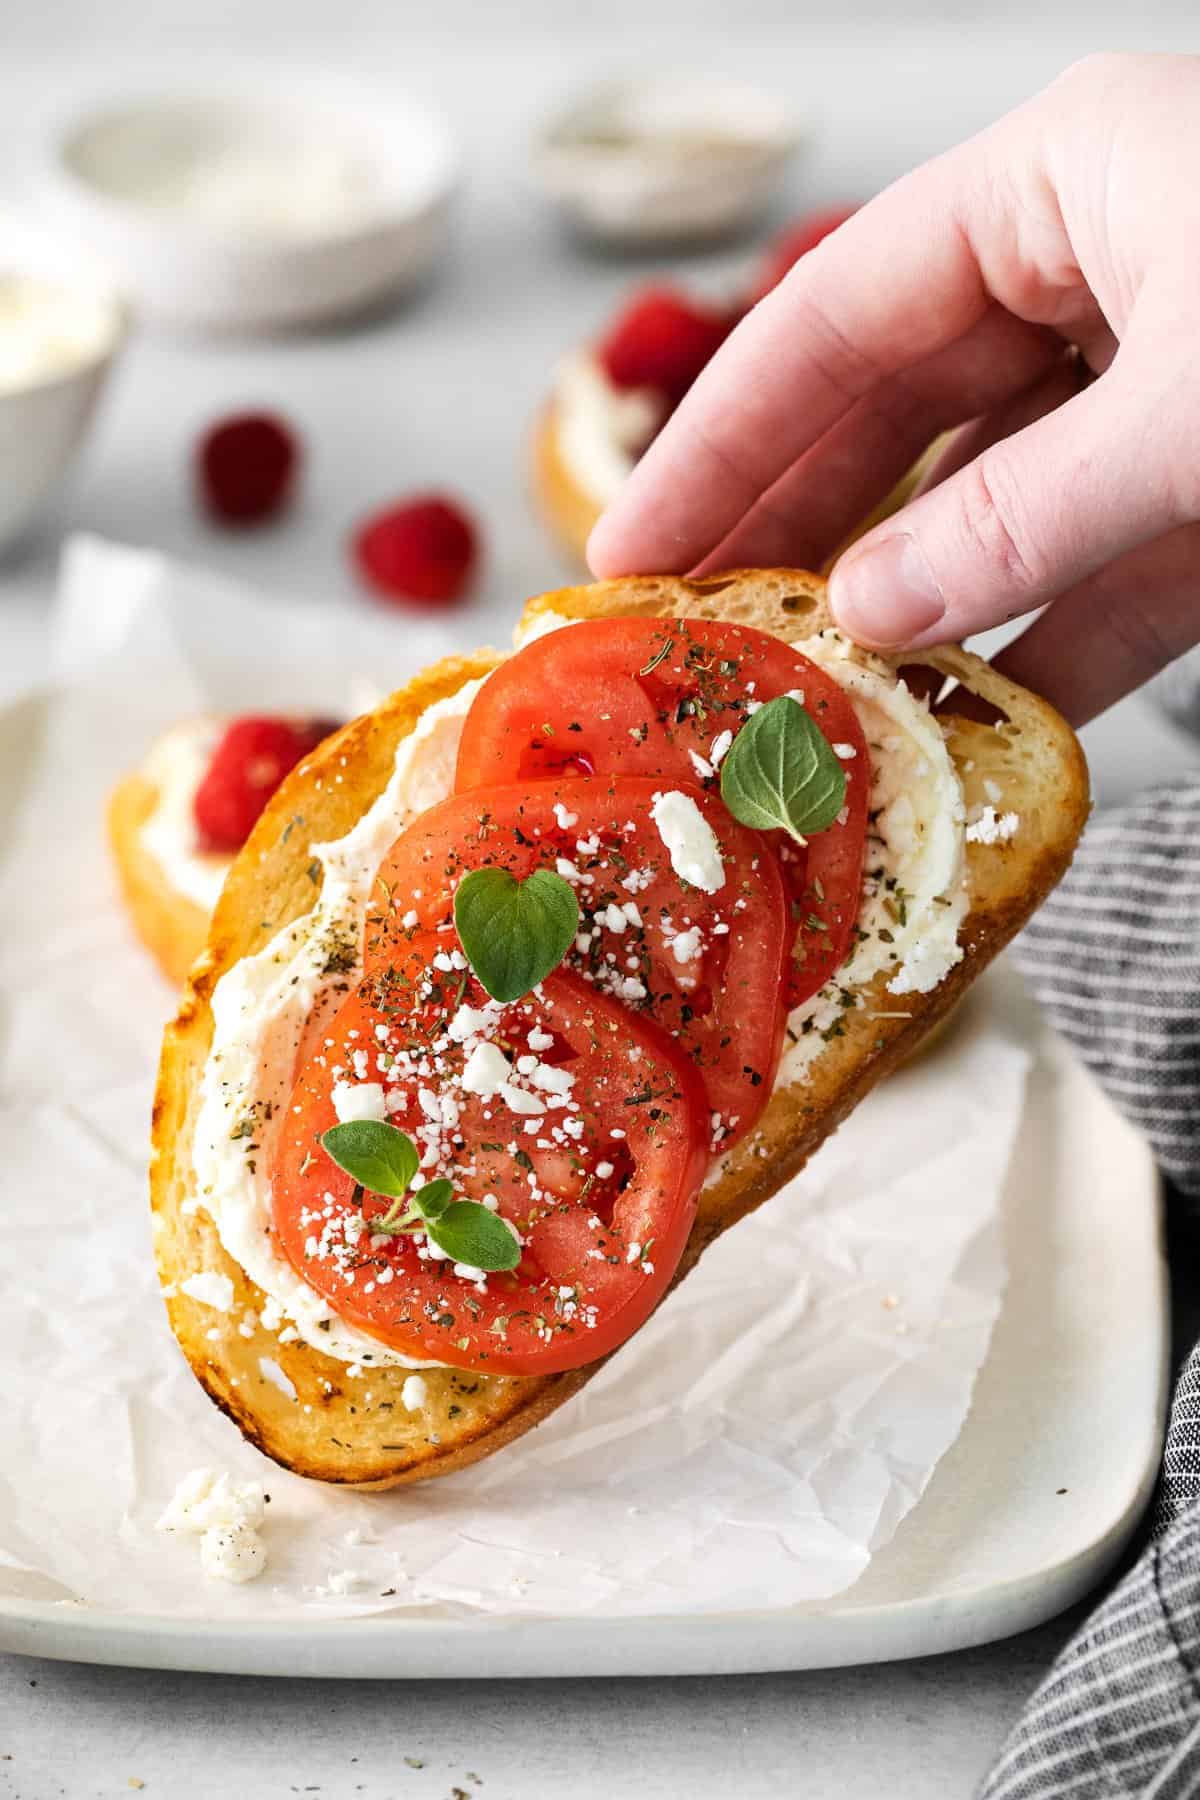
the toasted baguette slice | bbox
[532,398,942,569]
[151,570,1088,1489]
[108,764,223,988]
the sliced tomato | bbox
[366,777,789,1143]
[455,616,869,1007]
[270,935,707,1375]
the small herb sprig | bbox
[452,867,578,1004]
[720,696,847,845]
[320,1120,520,1272]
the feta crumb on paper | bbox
[157,1468,270,1585]
[200,1522,268,1584]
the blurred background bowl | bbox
[532,74,801,247]
[45,89,460,333]
[0,273,124,555]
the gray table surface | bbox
[0,1618,1088,1800]
[5,12,1200,1797]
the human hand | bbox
[587,53,1200,725]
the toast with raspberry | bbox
[109,716,339,986]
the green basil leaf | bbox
[425,1202,522,1272]
[719,696,847,843]
[414,1177,454,1222]
[453,867,579,1004]
[320,1120,418,1200]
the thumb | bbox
[828,343,1196,651]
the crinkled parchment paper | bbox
[0,536,1029,1620]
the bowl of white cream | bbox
[0,273,124,554]
[47,89,459,332]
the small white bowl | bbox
[532,76,802,246]
[45,90,459,333]
[0,273,124,555]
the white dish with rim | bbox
[0,966,1166,1677]
[44,89,459,333]
[532,75,801,245]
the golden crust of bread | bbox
[531,399,944,571]
[107,770,217,989]
[151,574,1089,1489]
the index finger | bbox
[586,131,1033,578]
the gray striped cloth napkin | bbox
[981,781,1200,1799]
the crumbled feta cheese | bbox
[157,1469,270,1585]
[531,1062,575,1095]
[499,1084,546,1116]
[400,908,420,928]
[670,926,703,965]
[649,790,725,893]
[200,1523,267,1584]
[448,1001,500,1043]
[320,1567,369,1597]
[401,1374,428,1411]
[157,1468,266,1536]
[833,742,857,759]
[461,1041,512,1096]
[553,801,578,830]
[180,1271,235,1313]
[258,1357,297,1402]
[259,1296,285,1333]
[331,1081,387,1124]
[965,805,1019,846]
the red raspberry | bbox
[193,717,339,854]
[197,413,299,526]
[597,287,735,411]
[352,494,479,606]
[750,206,858,303]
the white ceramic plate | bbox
[0,967,1166,1677]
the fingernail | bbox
[831,532,946,647]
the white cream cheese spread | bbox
[552,352,664,507]
[774,632,967,1085]
[190,679,488,1372]
[138,718,230,911]
[189,622,969,1372]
